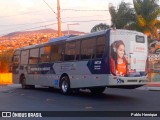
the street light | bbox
[67,23,79,35]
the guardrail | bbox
[0,73,12,85]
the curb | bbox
[145,82,160,91]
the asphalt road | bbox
[0,84,160,120]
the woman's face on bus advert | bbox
[117,44,125,59]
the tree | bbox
[91,23,110,33]
[130,0,160,39]
[109,2,135,29]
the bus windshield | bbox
[110,30,148,77]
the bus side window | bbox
[29,48,39,64]
[96,36,106,58]
[64,42,76,61]
[40,46,51,63]
[75,41,80,60]
[21,50,29,64]
[13,55,20,65]
[51,45,59,62]
[59,44,65,61]
[81,38,96,60]
[13,51,20,65]
[51,44,65,62]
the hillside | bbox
[3,29,85,38]
[0,29,86,52]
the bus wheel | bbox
[20,76,27,89]
[60,76,71,95]
[89,87,106,95]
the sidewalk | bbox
[137,82,160,91]
[145,82,160,91]
[0,84,20,92]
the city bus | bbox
[11,29,148,95]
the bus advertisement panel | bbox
[110,30,148,77]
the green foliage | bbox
[91,23,110,33]
[109,2,135,29]
[131,0,160,39]
[109,0,160,39]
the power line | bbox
[22,19,109,31]
[0,8,130,19]
[61,9,109,11]
[22,23,57,31]
[65,20,108,23]
[0,9,50,18]
[62,15,108,19]
[0,19,110,36]
[42,0,61,36]
[0,19,56,27]
[0,14,108,27]
[0,9,108,19]
[0,20,58,33]
[0,23,57,37]
[42,0,57,16]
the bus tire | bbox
[20,75,28,89]
[89,87,106,95]
[60,76,71,95]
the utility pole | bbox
[57,0,62,37]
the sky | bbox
[0,0,133,36]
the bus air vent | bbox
[127,80,137,82]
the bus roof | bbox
[66,30,108,42]
[14,29,145,51]
[15,30,109,51]
[48,35,77,42]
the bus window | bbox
[21,50,29,64]
[81,38,96,60]
[40,46,51,63]
[65,42,76,61]
[60,44,65,61]
[75,41,80,60]
[51,44,65,62]
[96,36,106,58]
[13,51,20,65]
[29,48,39,64]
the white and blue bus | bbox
[12,29,148,95]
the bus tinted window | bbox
[81,38,96,60]
[136,35,145,43]
[65,42,76,61]
[75,41,80,60]
[29,48,39,64]
[51,44,65,62]
[96,36,106,58]
[40,46,51,63]
[13,51,20,64]
[21,50,29,64]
